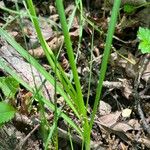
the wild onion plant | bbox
[0,0,121,149]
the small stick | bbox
[133,54,150,136]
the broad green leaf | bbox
[0,76,19,99]
[0,102,16,124]
[137,27,150,54]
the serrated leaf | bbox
[138,27,150,41]
[0,76,19,98]
[137,27,150,54]
[0,102,16,124]
[138,41,150,54]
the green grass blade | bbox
[90,0,121,129]
[0,27,80,119]
[55,0,86,116]
[25,0,77,101]
[0,58,82,136]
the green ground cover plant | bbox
[0,102,16,126]
[123,2,150,14]
[137,27,150,54]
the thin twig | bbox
[133,54,150,136]
[16,124,40,150]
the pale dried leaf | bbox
[128,119,141,130]
[98,111,121,127]
[118,78,133,99]
[23,18,53,48]
[122,108,132,118]
[138,137,150,148]
[29,35,64,58]
[112,122,133,132]
[98,101,112,116]
[100,124,133,145]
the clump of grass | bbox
[0,0,121,149]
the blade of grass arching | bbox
[53,54,58,149]
[68,5,77,30]
[44,120,56,150]
[2,15,19,29]
[0,58,83,137]
[68,2,84,83]
[73,2,91,148]
[14,1,28,50]
[55,0,86,117]
[31,73,51,144]
[25,0,78,104]
[0,6,22,15]
[25,0,77,101]
[66,0,83,83]
[35,90,50,144]
[74,1,84,82]
[90,0,121,129]
[68,127,74,150]
[67,2,81,83]
[44,106,62,150]
[0,28,80,119]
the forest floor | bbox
[0,0,150,149]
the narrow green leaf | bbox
[0,27,80,119]
[0,58,82,137]
[90,0,121,129]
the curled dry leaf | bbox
[112,122,133,132]
[29,35,64,58]
[60,53,70,71]
[98,111,121,127]
[98,100,112,116]
[47,35,64,52]
[121,108,132,118]
[137,137,150,148]
[22,18,53,48]
[17,90,33,115]
[49,14,59,22]
[100,124,133,145]
[28,47,46,58]
[118,78,133,99]
[65,4,75,16]
[29,26,80,58]
[120,142,129,150]
[128,119,141,130]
